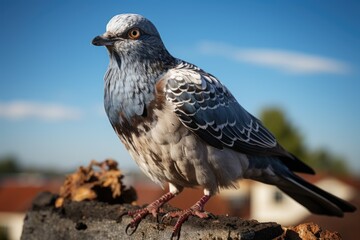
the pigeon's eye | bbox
[128,28,141,40]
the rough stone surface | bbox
[21,192,283,240]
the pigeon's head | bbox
[92,14,171,64]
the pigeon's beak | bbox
[92,34,118,46]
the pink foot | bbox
[122,191,175,235]
[161,195,212,239]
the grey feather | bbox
[165,62,280,153]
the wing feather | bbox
[164,61,282,156]
[163,61,315,174]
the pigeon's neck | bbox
[104,51,174,126]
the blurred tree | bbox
[260,107,307,161]
[259,107,349,175]
[0,155,20,174]
[309,148,349,175]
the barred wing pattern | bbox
[165,61,281,156]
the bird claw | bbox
[170,228,181,240]
[162,208,213,239]
[167,195,212,238]
[120,207,150,235]
[125,222,139,236]
[119,192,177,235]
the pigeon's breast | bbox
[105,76,204,186]
[124,100,203,187]
[104,75,154,125]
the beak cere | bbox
[92,35,116,46]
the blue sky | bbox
[0,1,359,174]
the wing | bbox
[164,61,315,174]
[165,61,281,155]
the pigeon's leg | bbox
[162,189,213,239]
[124,183,182,235]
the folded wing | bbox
[164,61,314,174]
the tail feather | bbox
[246,155,356,216]
[277,171,356,216]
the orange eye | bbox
[128,28,141,40]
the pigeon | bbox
[92,13,356,238]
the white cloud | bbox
[199,41,350,74]
[0,101,82,121]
